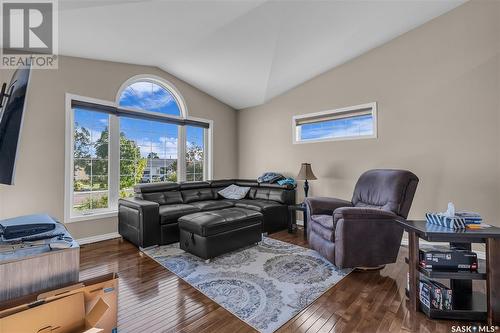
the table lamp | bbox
[296,163,317,198]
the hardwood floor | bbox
[79,229,464,333]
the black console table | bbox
[396,220,500,325]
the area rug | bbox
[144,237,351,333]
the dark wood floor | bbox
[79,229,464,333]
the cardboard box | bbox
[0,273,118,333]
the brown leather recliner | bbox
[305,169,419,268]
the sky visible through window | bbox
[119,81,181,116]
[300,114,374,141]
[74,81,203,159]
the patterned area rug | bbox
[144,237,351,333]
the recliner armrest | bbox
[305,197,352,216]
[333,207,398,223]
[332,207,404,268]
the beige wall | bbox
[238,1,500,225]
[0,56,237,239]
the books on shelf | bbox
[419,279,453,310]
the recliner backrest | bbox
[351,169,419,218]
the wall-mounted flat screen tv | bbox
[0,65,31,185]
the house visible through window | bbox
[68,77,211,218]
[293,102,377,143]
[118,117,179,198]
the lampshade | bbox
[296,163,317,180]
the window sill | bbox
[67,210,118,223]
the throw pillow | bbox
[218,184,250,200]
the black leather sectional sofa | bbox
[118,179,296,248]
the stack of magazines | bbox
[454,211,482,224]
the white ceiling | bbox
[58,0,466,109]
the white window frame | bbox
[292,102,378,144]
[65,78,213,223]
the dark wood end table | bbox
[396,219,500,325]
[288,203,307,237]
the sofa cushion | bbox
[310,215,336,241]
[159,204,200,224]
[218,184,250,200]
[249,188,287,204]
[189,200,234,211]
[234,199,282,212]
[178,207,263,237]
[181,188,216,203]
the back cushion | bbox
[142,191,183,205]
[252,188,286,204]
[182,188,216,203]
[351,169,419,217]
[164,191,183,204]
[142,192,167,205]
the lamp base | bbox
[304,180,309,198]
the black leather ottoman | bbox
[178,207,263,261]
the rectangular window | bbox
[186,125,205,182]
[72,109,110,215]
[119,117,179,198]
[293,102,377,143]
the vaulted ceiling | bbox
[58,0,466,109]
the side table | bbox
[396,219,500,326]
[288,203,308,237]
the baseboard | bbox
[400,232,486,260]
[76,232,121,245]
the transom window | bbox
[293,102,377,144]
[67,76,211,220]
[119,81,182,116]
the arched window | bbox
[118,80,184,117]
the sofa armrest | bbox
[333,207,403,268]
[119,197,159,210]
[305,197,352,216]
[118,197,160,248]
